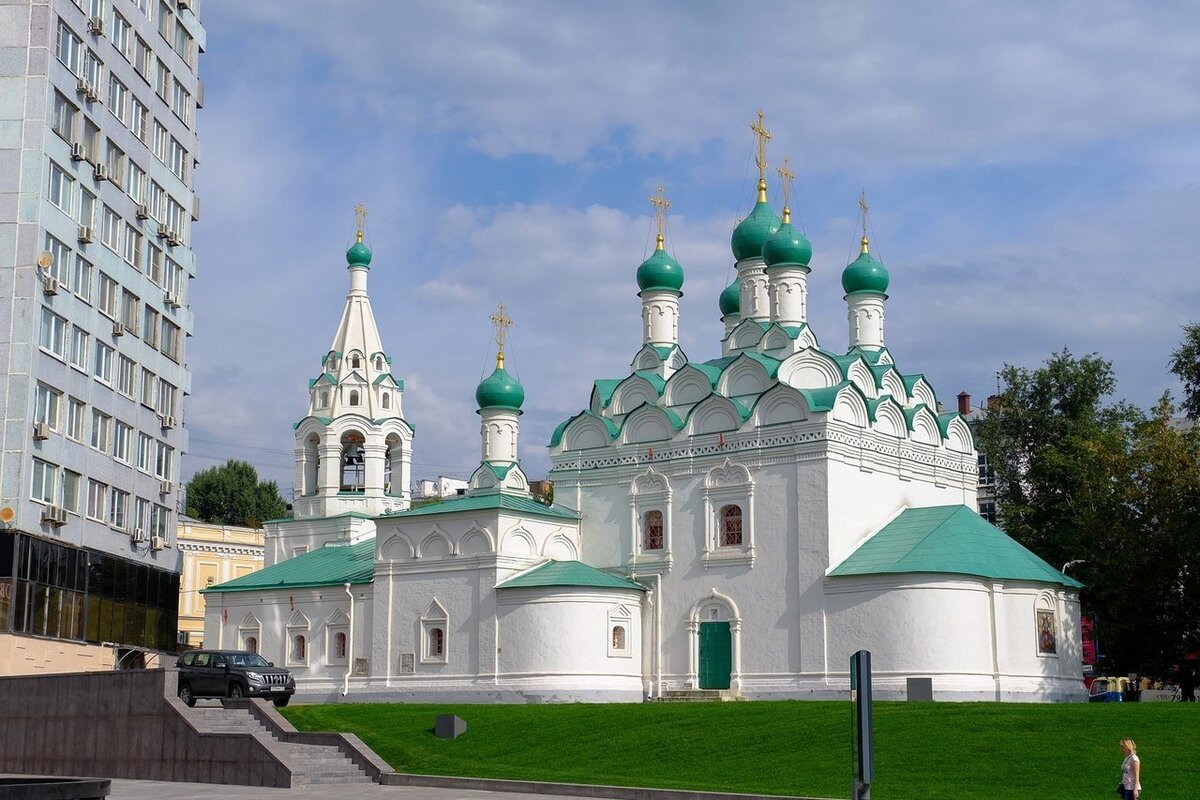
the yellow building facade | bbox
[177,518,264,649]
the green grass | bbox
[281,701,1199,799]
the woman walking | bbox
[1118,738,1142,799]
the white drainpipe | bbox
[631,572,663,699]
[342,583,354,697]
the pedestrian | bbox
[1181,662,1196,702]
[1118,738,1141,800]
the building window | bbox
[34,383,62,429]
[90,409,111,452]
[428,627,444,657]
[335,631,347,659]
[136,432,152,472]
[66,398,86,441]
[349,390,359,406]
[245,636,258,654]
[56,22,82,75]
[86,479,107,521]
[94,340,114,383]
[642,510,664,550]
[101,205,121,251]
[293,635,306,663]
[40,307,68,359]
[381,392,390,409]
[97,272,118,318]
[51,92,78,141]
[112,420,132,463]
[108,74,129,125]
[47,161,73,214]
[978,453,995,487]
[116,354,136,396]
[979,501,997,524]
[108,488,129,529]
[69,326,89,371]
[31,458,58,504]
[719,504,743,547]
[611,625,626,651]
[421,599,449,663]
[351,354,361,369]
[61,470,81,513]
[76,189,96,229]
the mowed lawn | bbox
[281,701,1198,799]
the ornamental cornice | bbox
[178,542,265,558]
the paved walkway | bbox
[106,778,591,800]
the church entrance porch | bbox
[699,621,732,689]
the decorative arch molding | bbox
[238,612,261,629]
[685,588,744,693]
[759,325,796,354]
[705,459,752,489]
[326,608,350,627]
[459,527,494,556]
[729,319,768,351]
[325,608,350,665]
[909,406,941,446]
[418,529,455,559]
[663,365,715,407]
[718,355,771,398]
[846,360,876,399]
[380,532,416,561]
[611,374,661,415]
[879,369,907,400]
[542,531,578,561]
[620,403,679,445]
[832,385,870,428]
[907,377,937,409]
[943,415,974,453]
[752,385,809,427]
[560,413,616,451]
[873,398,907,438]
[500,527,537,557]
[608,603,633,657]
[687,394,743,436]
[421,598,449,665]
[777,350,842,391]
[286,609,310,668]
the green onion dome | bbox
[762,208,812,270]
[475,355,525,412]
[346,237,372,268]
[730,180,781,262]
[841,237,889,294]
[719,278,740,317]
[636,234,685,293]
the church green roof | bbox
[828,505,1083,588]
[731,199,781,261]
[382,491,580,521]
[636,242,685,293]
[204,539,376,593]
[497,560,645,591]
[476,363,525,411]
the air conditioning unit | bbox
[32,421,51,440]
[150,535,166,551]
[177,0,191,8]
[159,414,176,429]
[85,83,101,103]
[165,291,182,308]
[159,480,173,495]
[41,506,68,526]
[156,222,171,239]
[93,163,108,181]
[77,225,94,244]
[129,525,147,542]
[166,229,181,246]
[136,204,150,220]
[75,77,91,96]
[112,321,124,337]
[42,277,60,296]
[70,141,87,161]
[87,16,104,35]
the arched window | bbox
[293,634,306,662]
[374,356,383,371]
[720,504,742,546]
[319,390,328,407]
[611,625,626,650]
[351,355,361,369]
[349,390,359,406]
[304,433,320,495]
[642,510,663,550]
[340,432,365,492]
[334,631,347,660]
[429,627,444,657]
[381,392,390,409]
[246,636,257,654]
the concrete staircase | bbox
[187,706,375,785]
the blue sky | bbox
[183,1,1200,491]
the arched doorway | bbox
[688,590,741,692]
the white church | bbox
[203,130,1085,703]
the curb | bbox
[379,773,836,800]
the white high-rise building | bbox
[0,0,203,673]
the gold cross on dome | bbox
[648,186,671,241]
[750,109,772,179]
[858,189,871,252]
[776,156,795,209]
[490,303,513,354]
[353,203,368,243]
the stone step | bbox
[659,690,737,702]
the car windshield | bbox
[228,653,271,668]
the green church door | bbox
[699,621,732,690]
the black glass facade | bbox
[0,531,179,652]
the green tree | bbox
[185,459,287,529]
[1168,321,1200,420]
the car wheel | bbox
[272,696,290,708]
[178,683,195,707]
[229,683,244,700]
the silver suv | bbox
[176,649,296,707]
